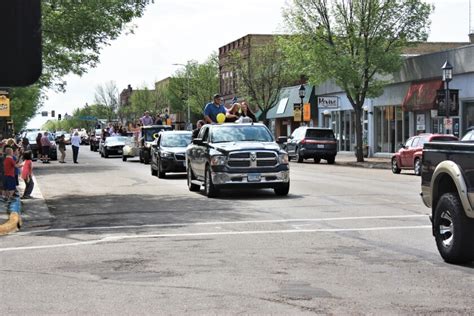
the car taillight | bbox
[300,139,306,144]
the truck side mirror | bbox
[277,136,288,144]
[400,143,406,149]
[193,138,203,146]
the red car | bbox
[391,133,458,176]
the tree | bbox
[129,87,157,119]
[10,86,43,131]
[229,42,292,124]
[94,81,119,121]
[282,0,433,162]
[41,1,153,90]
[16,2,153,129]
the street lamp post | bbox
[298,84,306,125]
[172,63,191,130]
[442,60,453,134]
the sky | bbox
[28,0,473,128]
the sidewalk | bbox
[335,152,391,170]
[0,176,53,232]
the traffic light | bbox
[51,110,55,117]
[58,114,62,121]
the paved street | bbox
[1,147,473,314]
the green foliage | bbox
[228,42,292,122]
[41,103,112,131]
[129,87,157,120]
[10,86,43,131]
[282,0,433,161]
[41,0,153,90]
[94,81,119,121]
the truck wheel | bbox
[187,166,200,192]
[122,155,127,162]
[296,148,303,163]
[205,165,219,198]
[104,149,109,158]
[391,158,401,174]
[274,182,290,196]
[434,193,474,264]
[314,157,321,164]
[139,151,144,163]
[327,156,335,165]
[414,158,421,176]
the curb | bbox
[336,161,391,170]
[0,197,22,236]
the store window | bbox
[463,102,474,134]
[375,105,408,153]
[331,110,357,152]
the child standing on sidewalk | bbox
[21,151,34,199]
[3,147,17,201]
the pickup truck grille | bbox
[227,151,278,168]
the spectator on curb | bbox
[71,132,81,164]
[3,147,16,201]
[36,133,42,161]
[58,134,66,163]
[40,132,52,163]
[21,151,34,199]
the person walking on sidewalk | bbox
[21,151,34,199]
[58,134,66,163]
[71,132,81,164]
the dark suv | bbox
[285,127,337,164]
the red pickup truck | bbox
[391,133,458,176]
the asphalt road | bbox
[1,146,473,315]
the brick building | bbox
[120,84,133,107]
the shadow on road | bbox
[33,163,120,175]
[28,193,254,235]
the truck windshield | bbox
[211,126,273,143]
[143,128,170,142]
[161,133,192,147]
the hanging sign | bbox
[0,95,10,117]
[303,103,311,121]
[293,104,302,122]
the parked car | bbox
[391,133,458,176]
[150,131,192,178]
[90,129,102,151]
[100,136,130,158]
[186,123,290,198]
[283,127,337,164]
[421,140,474,264]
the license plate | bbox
[248,173,261,182]
[317,144,324,149]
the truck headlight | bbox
[279,153,289,164]
[210,155,226,166]
[160,151,173,158]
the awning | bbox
[402,80,443,112]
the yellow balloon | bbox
[153,133,159,139]
[216,113,226,124]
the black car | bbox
[150,131,192,178]
[283,127,337,164]
[90,129,102,151]
[139,125,173,164]
[186,123,290,198]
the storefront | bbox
[318,94,368,152]
[266,85,317,137]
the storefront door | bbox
[375,105,408,153]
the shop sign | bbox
[303,103,311,121]
[293,104,302,122]
[436,89,459,117]
[416,114,425,131]
[0,95,10,117]
[318,96,339,108]
[444,118,453,131]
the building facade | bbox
[316,43,474,157]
